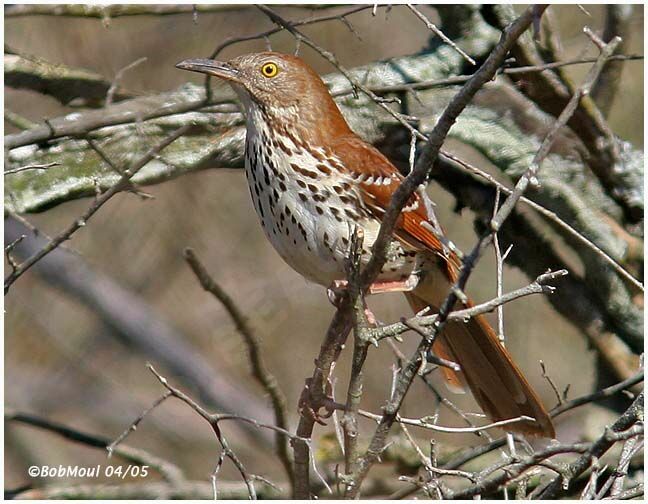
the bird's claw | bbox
[298,377,335,426]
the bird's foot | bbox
[298,377,335,426]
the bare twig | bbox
[540,360,564,407]
[534,393,643,499]
[209,5,375,60]
[106,57,147,106]
[183,248,293,488]
[443,370,644,476]
[330,54,643,98]
[606,435,643,498]
[591,5,634,116]
[373,269,568,341]
[386,339,491,440]
[441,151,643,292]
[5,235,25,274]
[107,391,173,456]
[359,409,537,434]
[492,188,512,345]
[406,4,476,65]
[146,364,258,500]
[4,162,60,175]
[550,370,643,418]
[4,125,190,293]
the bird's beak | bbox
[175,58,240,82]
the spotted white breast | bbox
[242,100,424,287]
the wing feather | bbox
[330,135,458,275]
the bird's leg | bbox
[327,280,380,325]
[327,276,419,327]
[367,275,420,295]
[327,274,419,304]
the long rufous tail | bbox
[405,275,555,438]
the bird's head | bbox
[176,52,351,140]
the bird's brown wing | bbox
[330,135,452,262]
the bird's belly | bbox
[244,171,421,287]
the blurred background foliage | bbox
[4,3,644,493]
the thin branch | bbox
[550,370,644,418]
[331,54,643,97]
[441,150,643,292]
[4,124,190,294]
[106,391,173,456]
[606,435,643,498]
[209,5,375,60]
[406,4,476,65]
[4,162,60,176]
[386,339,491,440]
[591,5,634,116]
[442,371,644,473]
[183,247,293,488]
[372,269,568,341]
[359,409,537,434]
[106,57,147,106]
[534,393,644,499]
[5,235,25,274]
[146,364,258,500]
[540,360,565,407]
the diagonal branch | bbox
[4,125,190,294]
[183,248,293,489]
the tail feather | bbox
[405,289,555,438]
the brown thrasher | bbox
[177,52,555,438]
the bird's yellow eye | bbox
[260,62,279,78]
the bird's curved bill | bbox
[175,59,240,82]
